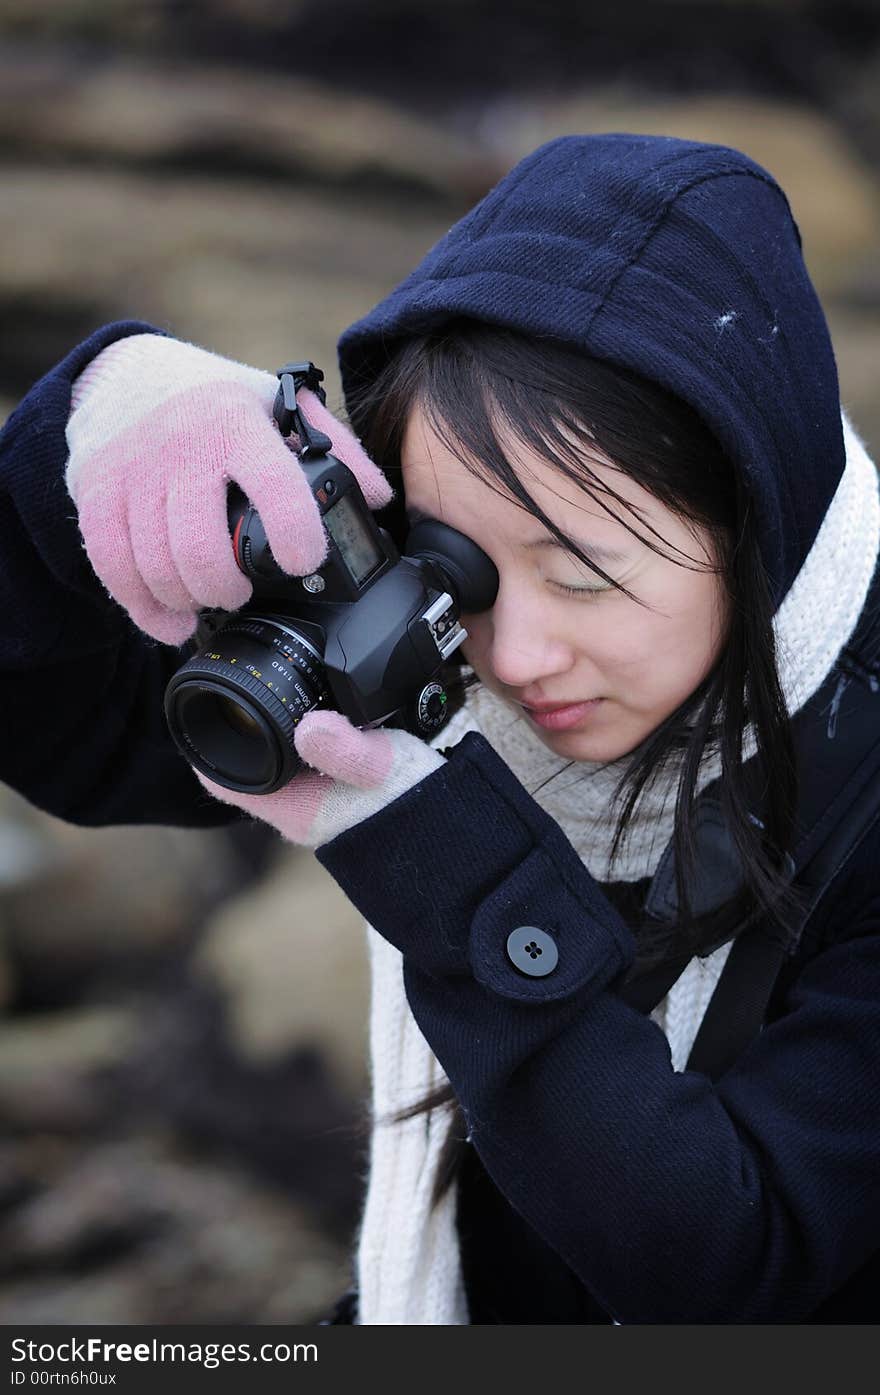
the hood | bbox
[338,133,845,610]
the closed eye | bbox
[549,581,612,597]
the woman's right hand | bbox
[64,333,393,645]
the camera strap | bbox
[619,551,880,1080]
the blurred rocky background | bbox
[1,0,878,1325]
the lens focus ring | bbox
[179,656,305,740]
[164,616,330,793]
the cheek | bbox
[626,581,726,699]
[584,614,657,684]
[592,582,725,698]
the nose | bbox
[480,582,576,690]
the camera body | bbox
[163,362,498,794]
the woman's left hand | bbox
[194,709,446,849]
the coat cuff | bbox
[316,730,636,1003]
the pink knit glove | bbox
[64,333,392,645]
[194,709,445,850]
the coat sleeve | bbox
[0,321,240,828]
[316,730,880,1323]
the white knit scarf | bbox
[354,411,879,1324]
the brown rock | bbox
[0,1134,349,1322]
[195,844,370,1096]
[0,49,485,201]
[0,1006,136,1131]
[2,817,244,977]
[0,164,452,404]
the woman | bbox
[1,133,878,1322]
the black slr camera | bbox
[164,362,498,794]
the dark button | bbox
[506,926,559,978]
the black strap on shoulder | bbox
[683,926,788,1079]
[632,552,880,1080]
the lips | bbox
[520,698,604,732]
[521,700,596,713]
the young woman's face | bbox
[400,403,731,763]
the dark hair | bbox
[344,318,808,1202]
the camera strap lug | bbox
[273,361,333,459]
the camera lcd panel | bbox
[324,491,383,585]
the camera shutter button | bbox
[323,479,337,496]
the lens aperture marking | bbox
[164,615,330,792]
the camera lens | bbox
[217,695,262,737]
[164,615,330,793]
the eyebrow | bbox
[406,506,631,564]
[521,536,630,563]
